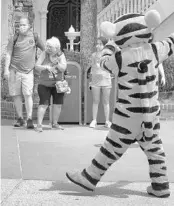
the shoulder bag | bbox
[53,72,71,94]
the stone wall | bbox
[2,100,174,121]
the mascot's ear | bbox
[100,21,116,38]
[145,10,161,29]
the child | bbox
[89,36,113,128]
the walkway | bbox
[1,120,174,205]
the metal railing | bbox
[97,0,158,36]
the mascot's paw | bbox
[147,186,170,198]
[66,171,95,191]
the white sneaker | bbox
[66,171,95,191]
[89,120,97,128]
[147,185,170,198]
[104,121,111,128]
[35,125,43,132]
[49,123,53,129]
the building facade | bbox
[1,0,115,49]
[1,0,174,123]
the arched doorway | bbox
[47,0,80,50]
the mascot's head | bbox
[100,10,161,48]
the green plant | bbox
[1,49,12,101]
[159,54,174,92]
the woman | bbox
[89,36,113,128]
[35,37,67,132]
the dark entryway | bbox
[47,0,80,50]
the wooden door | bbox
[47,0,80,50]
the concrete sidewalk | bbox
[1,179,174,206]
[1,120,174,205]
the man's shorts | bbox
[8,69,34,96]
[38,84,65,105]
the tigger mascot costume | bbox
[66,10,174,198]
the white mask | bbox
[19,25,29,34]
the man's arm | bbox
[4,37,13,79]
[35,34,45,51]
[35,51,49,72]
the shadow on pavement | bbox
[39,180,149,198]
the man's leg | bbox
[8,69,25,127]
[137,115,170,198]
[22,71,34,129]
[13,95,25,127]
[13,95,23,118]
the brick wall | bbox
[1,101,174,121]
[1,101,49,120]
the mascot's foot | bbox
[66,171,95,191]
[147,186,170,198]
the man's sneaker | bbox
[89,120,97,128]
[52,123,64,130]
[27,118,34,129]
[66,171,95,191]
[35,125,43,132]
[14,117,25,127]
[147,186,170,198]
[104,121,111,128]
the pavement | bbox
[1,119,174,206]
